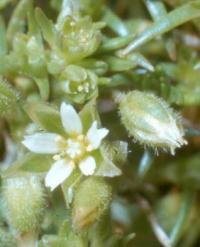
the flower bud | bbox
[59,65,97,103]
[60,16,102,62]
[2,174,47,234]
[72,177,112,231]
[118,90,187,155]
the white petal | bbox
[95,160,122,177]
[86,121,109,150]
[60,102,82,135]
[45,159,74,191]
[22,133,61,154]
[79,156,96,176]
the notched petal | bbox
[79,156,96,176]
[45,159,75,191]
[60,102,82,135]
[87,121,109,150]
[22,133,61,154]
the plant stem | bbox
[137,150,154,180]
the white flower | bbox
[22,103,110,191]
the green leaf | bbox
[144,0,176,60]
[7,0,33,46]
[127,53,154,72]
[99,35,135,52]
[120,0,200,55]
[33,77,49,101]
[27,8,40,38]
[35,8,56,47]
[0,78,20,116]
[103,56,136,72]
[144,0,167,22]
[24,101,65,135]
[0,16,6,55]
[169,190,195,246]
[0,0,14,9]
[77,59,108,75]
[102,8,129,36]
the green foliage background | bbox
[1,0,200,246]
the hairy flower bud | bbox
[72,177,112,231]
[118,90,187,155]
[2,175,47,234]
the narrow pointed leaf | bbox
[121,1,200,55]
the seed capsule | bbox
[118,90,187,155]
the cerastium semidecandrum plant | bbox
[0,0,200,246]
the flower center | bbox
[53,135,93,161]
[54,135,91,161]
[66,138,83,159]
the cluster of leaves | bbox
[0,0,200,246]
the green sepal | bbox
[61,169,82,208]
[24,101,65,135]
[1,153,52,178]
[102,141,128,167]
[79,98,99,132]
[94,146,122,177]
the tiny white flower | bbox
[22,102,113,191]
